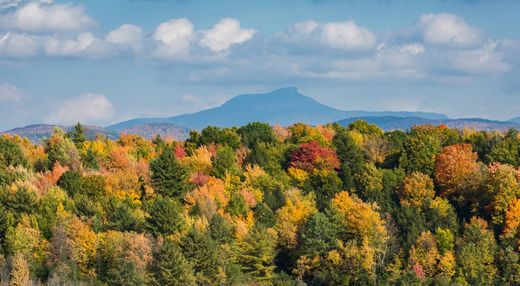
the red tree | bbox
[290,141,340,172]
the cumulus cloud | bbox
[0,32,40,57]
[44,32,109,58]
[0,2,95,33]
[417,13,481,46]
[282,20,376,50]
[450,41,510,74]
[320,21,376,50]
[200,18,255,53]
[107,24,143,45]
[153,18,194,59]
[0,82,25,101]
[46,93,115,125]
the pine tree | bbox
[150,147,192,199]
[146,196,186,236]
[67,123,87,147]
[152,241,196,286]
[237,226,276,284]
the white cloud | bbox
[320,21,376,50]
[0,82,25,101]
[0,0,22,10]
[200,18,255,53]
[0,0,53,10]
[44,32,109,57]
[0,32,40,57]
[153,18,194,59]
[0,2,95,33]
[417,13,481,46]
[450,41,510,74]
[46,93,115,125]
[400,43,425,55]
[282,20,376,50]
[107,24,143,45]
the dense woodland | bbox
[0,121,519,285]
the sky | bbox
[1,0,520,131]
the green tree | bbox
[146,196,185,236]
[237,226,277,284]
[152,241,196,286]
[399,127,442,176]
[332,127,365,190]
[487,129,520,166]
[44,128,81,170]
[298,212,339,257]
[456,217,497,285]
[209,214,235,244]
[180,230,221,283]
[57,171,82,196]
[0,137,27,168]
[67,123,87,147]
[211,145,240,178]
[303,170,342,211]
[150,147,192,199]
[238,122,276,148]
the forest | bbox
[0,121,518,285]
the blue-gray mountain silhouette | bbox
[107,87,447,131]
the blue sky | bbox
[1,0,520,130]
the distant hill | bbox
[107,87,448,131]
[1,124,119,143]
[337,116,520,131]
[508,117,520,123]
[1,123,190,143]
[118,123,190,141]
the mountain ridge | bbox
[107,87,448,131]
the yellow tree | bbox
[9,253,31,286]
[330,191,388,253]
[485,163,520,229]
[275,189,317,249]
[398,172,435,208]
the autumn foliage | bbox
[0,122,518,285]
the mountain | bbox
[108,87,448,131]
[337,116,520,131]
[508,117,520,123]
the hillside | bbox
[1,124,118,143]
[118,123,190,141]
[1,123,190,143]
[337,116,520,131]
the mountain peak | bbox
[107,87,450,131]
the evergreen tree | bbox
[146,196,185,236]
[180,230,221,283]
[0,137,27,168]
[67,122,87,147]
[332,128,365,190]
[237,226,277,284]
[152,241,196,286]
[150,147,192,199]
